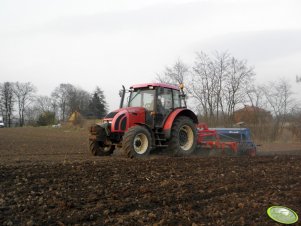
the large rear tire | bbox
[168,116,197,156]
[89,140,114,156]
[122,126,152,158]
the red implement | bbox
[197,123,238,154]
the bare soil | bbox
[0,127,301,226]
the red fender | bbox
[111,109,130,132]
[111,107,145,132]
[163,109,198,139]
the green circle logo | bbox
[267,206,298,224]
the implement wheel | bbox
[122,126,152,158]
[89,140,114,156]
[168,116,197,156]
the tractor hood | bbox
[104,107,146,132]
[104,107,145,120]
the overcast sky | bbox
[1,0,301,110]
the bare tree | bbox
[35,95,57,113]
[261,79,294,140]
[25,96,57,125]
[188,51,254,126]
[24,106,40,125]
[156,59,189,85]
[246,85,266,109]
[287,106,301,140]
[0,96,4,120]
[263,79,293,118]
[67,87,90,116]
[51,83,74,121]
[51,83,92,121]
[223,57,255,119]
[211,51,231,122]
[13,82,37,127]
[0,82,14,127]
[189,52,216,123]
[243,85,273,141]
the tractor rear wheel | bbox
[168,116,197,156]
[89,140,114,156]
[122,126,152,158]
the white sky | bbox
[1,0,301,111]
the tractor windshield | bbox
[128,89,155,111]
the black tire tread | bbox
[122,126,151,158]
[89,140,113,156]
[89,140,99,156]
[168,116,197,156]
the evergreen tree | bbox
[37,111,56,126]
[88,87,108,118]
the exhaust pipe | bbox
[119,85,126,108]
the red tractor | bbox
[89,83,198,158]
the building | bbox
[234,105,272,124]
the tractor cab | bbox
[120,83,186,127]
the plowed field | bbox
[0,127,300,226]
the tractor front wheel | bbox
[122,126,152,158]
[89,140,114,156]
[168,116,197,156]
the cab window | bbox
[129,89,155,110]
[173,90,181,108]
[157,88,173,111]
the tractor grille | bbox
[105,111,117,119]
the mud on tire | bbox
[89,140,114,156]
[168,116,197,156]
[122,126,151,158]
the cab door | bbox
[155,87,173,127]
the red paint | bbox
[163,108,184,131]
[110,107,145,132]
[197,123,239,154]
[130,83,179,90]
